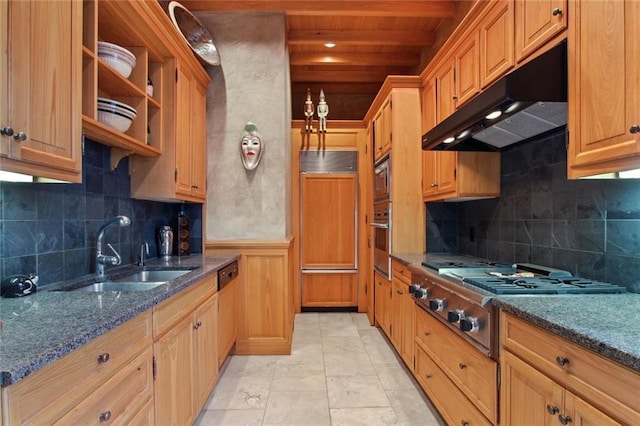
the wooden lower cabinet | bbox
[153,277,219,425]
[390,260,415,369]
[301,272,357,307]
[415,345,492,426]
[2,311,153,424]
[374,271,391,336]
[500,312,640,425]
[415,307,497,424]
[217,277,238,367]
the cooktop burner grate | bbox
[462,276,627,295]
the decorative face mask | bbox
[240,122,264,170]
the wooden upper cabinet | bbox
[455,32,480,107]
[434,57,456,124]
[373,97,392,161]
[515,0,567,63]
[1,0,81,182]
[479,0,515,88]
[568,0,640,178]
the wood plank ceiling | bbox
[178,1,462,120]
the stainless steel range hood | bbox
[422,40,567,151]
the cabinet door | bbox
[3,0,81,181]
[479,0,515,88]
[217,279,237,367]
[300,173,357,269]
[175,63,194,197]
[455,32,480,107]
[191,78,208,200]
[380,98,392,155]
[154,314,195,426]
[435,58,456,124]
[390,277,404,350]
[374,273,391,336]
[193,294,218,411]
[400,287,415,369]
[568,0,640,174]
[564,391,623,426]
[501,350,563,426]
[435,151,457,195]
[515,0,567,62]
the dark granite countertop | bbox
[0,254,238,387]
[391,252,640,373]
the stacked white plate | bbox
[97,97,137,133]
[98,41,136,78]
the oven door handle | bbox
[370,222,389,229]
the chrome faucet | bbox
[138,241,149,266]
[95,215,131,281]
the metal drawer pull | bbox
[461,421,469,426]
[459,363,466,369]
[97,353,110,363]
[555,356,569,367]
[13,132,27,141]
[423,331,430,337]
[194,320,203,329]
[552,7,563,16]
[0,126,14,136]
[630,125,640,134]
[546,405,559,415]
[100,411,112,422]
[425,374,432,379]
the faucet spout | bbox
[95,215,131,280]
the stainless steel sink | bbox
[59,269,192,292]
[70,282,167,292]
[112,269,190,283]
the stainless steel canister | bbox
[158,225,174,257]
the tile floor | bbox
[195,312,444,425]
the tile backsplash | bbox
[426,130,640,293]
[0,140,202,286]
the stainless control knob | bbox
[447,309,464,323]
[460,316,480,332]
[408,284,421,294]
[428,298,445,312]
[414,287,428,299]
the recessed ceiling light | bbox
[324,42,336,48]
[485,110,502,120]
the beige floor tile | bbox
[324,351,377,377]
[321,335,367,354]
[205,375,272,410]
[326,376,390,408]
[358,328,389,346]
[374,364,418,391]
[350,312,375,329]
[194,409,264,426]
[294,312,320,324]
[386,390,444,426]
[365,340,403,364]
[276,342,324,366]
[271,362,327,392]
[263,390,330,426]
[222,355,282,377]
[330,407,399,426]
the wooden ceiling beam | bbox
[179,1,457,17]
[291,68,410,83]
[292,82,382,94]
[288,29,435,46]
[290,52,419,66]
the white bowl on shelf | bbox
[97,41,136,78]
[97,108,134,133]
[97,97,137,118]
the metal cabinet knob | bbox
[13,132,27,141]
[99,411,112,422]
[546,404,559,415]
[0,126,14,136]
[630,125,640,134]
[425,374,432,379]
[461,421,469,426]
[552,7,563,16]
[559,414,572,425]
[555,356,569,367]
[459,363,467,369]
[97,353,110,363]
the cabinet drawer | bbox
[501,313,640,423]
[415,345,491,426]
[391,260,411,282]
[415,307,497,423]
[154,274,217,337]
[54,347,154,425]
[3,311,153,425]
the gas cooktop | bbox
[461,275,627,295]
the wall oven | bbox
[372,202,391,278]
[373,156,390,203]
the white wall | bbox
[197,12,292,240]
